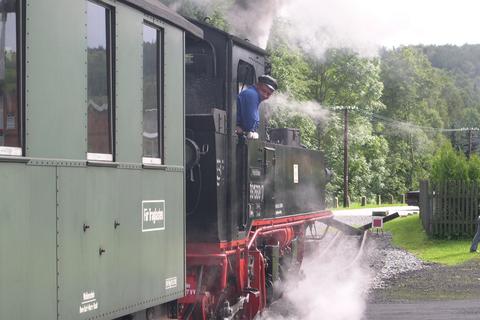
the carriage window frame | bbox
[86,0,115,162]
[0,0,25,157]
[142,22,164,165]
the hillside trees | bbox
[379,47,454,190]
[316,49,390,202]
[417,45,480,153]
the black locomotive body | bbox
[181,21,332,319]
[184,21,328,244]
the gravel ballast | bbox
[333,214,480,302]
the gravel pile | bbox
[364,234,428,289]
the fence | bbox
[420,180,479,237]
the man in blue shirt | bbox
[236,75,277,139]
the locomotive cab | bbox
[185,21,270,243]
[185,22,328,244]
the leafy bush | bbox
[430,142,480,183]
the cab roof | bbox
[188,18,267,56]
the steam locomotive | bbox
[0,1,331,320]
[179,20,332,319]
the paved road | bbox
[365,300,480,320]
[333,206,419,217]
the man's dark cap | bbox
[258,75,278,91]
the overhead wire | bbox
[330,107,480,133]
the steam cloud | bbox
[256,234,372,320]
[263,93,331,125]
[165,0,480,56]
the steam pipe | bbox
[342,230,368,271]
[316,231,343,260]
[247,218,325,249]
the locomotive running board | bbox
[323,217,363,236]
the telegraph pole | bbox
[343,108,349,207]
[468,129,473,159]
[331,105,357,208]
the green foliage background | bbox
[430,143,480,183]
[267,40,480,204]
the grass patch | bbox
[383,214,480,266]
[330,202,407,210]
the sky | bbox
[362,0,480,47]
[277,0,480,53]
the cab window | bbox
[237,60,255,94]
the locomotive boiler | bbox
[180,20,333,319]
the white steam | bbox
[166,0,480,56]
[276,1,380,58]
[264,93,331,125]
[277,0,480,58]
[257,236,372,320]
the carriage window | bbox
[87,1,114,161]
[0,0,23,157]
[142,23,163,164]
[237,60,255,94]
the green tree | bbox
[319,49,385,113]
[468,155,480,183]
[430,143,469,183]
[268,44,314,101]
[379,47,452,189]
[317,50,388,202]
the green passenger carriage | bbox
[0,0,201,319]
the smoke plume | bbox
[162,0,285,48]
[226,0,286,48]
